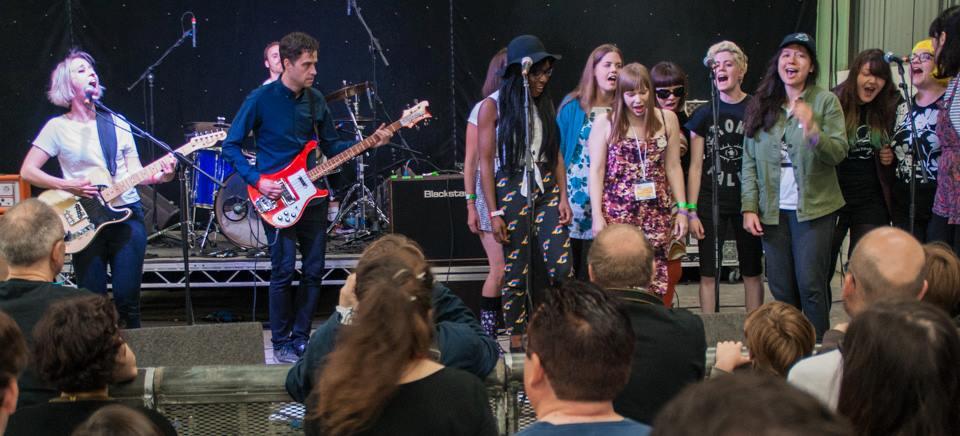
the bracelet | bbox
[678,210,697,219]
[465,193,478,200]
[677,202,697,210]
[490,210,505,218]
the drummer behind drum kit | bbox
[157,81,399,255]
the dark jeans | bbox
[929,213,960,257]
[761,210,835,339]
[570,238,592,281]
[265,200,329,348]
[891,182,937,242]
[73,202,147,329]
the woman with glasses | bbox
[588,63,689,297]
[651,62,691,306]
[890,39,947,241]
[741,33,847,339]
[556,43,623,280]
[928,6,960,256]
[477,35,572,351]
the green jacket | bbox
[741,85,848,224]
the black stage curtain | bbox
[0,0,816,203]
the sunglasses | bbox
[655,87,685,99]
[909,53,934,63]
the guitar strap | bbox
[95,112,119,176]
[306,89,332,192]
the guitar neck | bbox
[99,151,179,202]
[306,119,403,181]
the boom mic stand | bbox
[127,12,195,236]
[893,62,930,236]
[92,99,221,326]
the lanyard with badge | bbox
[631,127,657,201]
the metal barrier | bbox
[107,347,746,435]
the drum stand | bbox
[327,94,389,241]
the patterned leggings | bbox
[496,168,572,335]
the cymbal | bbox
[334,116,376,124]
[325,81,372,103]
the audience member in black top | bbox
[653,373,853,436]
[5,295,176,436]
[712,301,815,377]
[837,301,960,436]
[921,242,960,321]
[286,234,499,403]
[0,199,90,407]
[71,404,163,436]
[519,280,651,435]
[830,49,901,284]
[0,310,27,436]
[306,254,495,436]
[587,224,706,424]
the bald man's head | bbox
[0,199,64,267]
[588,224,654,289]
[844,227,927,316]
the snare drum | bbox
[191,148,234,209]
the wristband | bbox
[678,210,696,219]
[465,193,478,200]
[490,210,505,218]
[686,202,697,211]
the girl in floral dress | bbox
[587,63,689,295]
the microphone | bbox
[703,56,716,69]
[83,85,96,106]
[521,56,533,76]
[191,16,197,48]
[883,52,906,64]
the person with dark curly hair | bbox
[0,310,28,436]
[5,295,175,436]
[71,404,162,436]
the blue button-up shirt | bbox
[221,79,352,187]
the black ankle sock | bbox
[481,296,501,311]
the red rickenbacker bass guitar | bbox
[249,100,431,228]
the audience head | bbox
[841,226,927,317]
[588,223,655,291]
[524,280,634,412]
[838,301,960,436]
[313,255,434,436]
[743,302,815,377]
[653,373,852,436]
[357,234,433,290]
[921,241,960,318]
[32,295,137,393]
[481,47,508,97]
[0,199,66,280]
[650,61,688,112]
[0,310,27,432]
[71,404,161,436]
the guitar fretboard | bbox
[306,119,403,181]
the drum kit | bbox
[158,81,393,255]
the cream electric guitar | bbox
[38,131,226,253]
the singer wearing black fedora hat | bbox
[477,35,572,351]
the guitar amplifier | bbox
[387,175,485,261]
[0,175,31,215]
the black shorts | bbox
[697,211,763,277]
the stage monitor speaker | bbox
[387,175,485,261]
[137,185,179,232]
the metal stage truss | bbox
[57,252,490,289]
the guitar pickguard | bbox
[269,168,319,226]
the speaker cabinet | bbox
[387,175,485,261]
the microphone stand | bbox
[893,62,929,236]
[522,70,537,321]
[708,69,722,312]
[92,99,221,326]
[127,25,195,234]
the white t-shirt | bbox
[778,136,799,210]
[787,349,842,410]
[33,114,141,205]
[467,90,500,126]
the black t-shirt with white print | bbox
[685,95,751,214]
[837,109,885,206]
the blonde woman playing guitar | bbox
[20,50,176,329]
